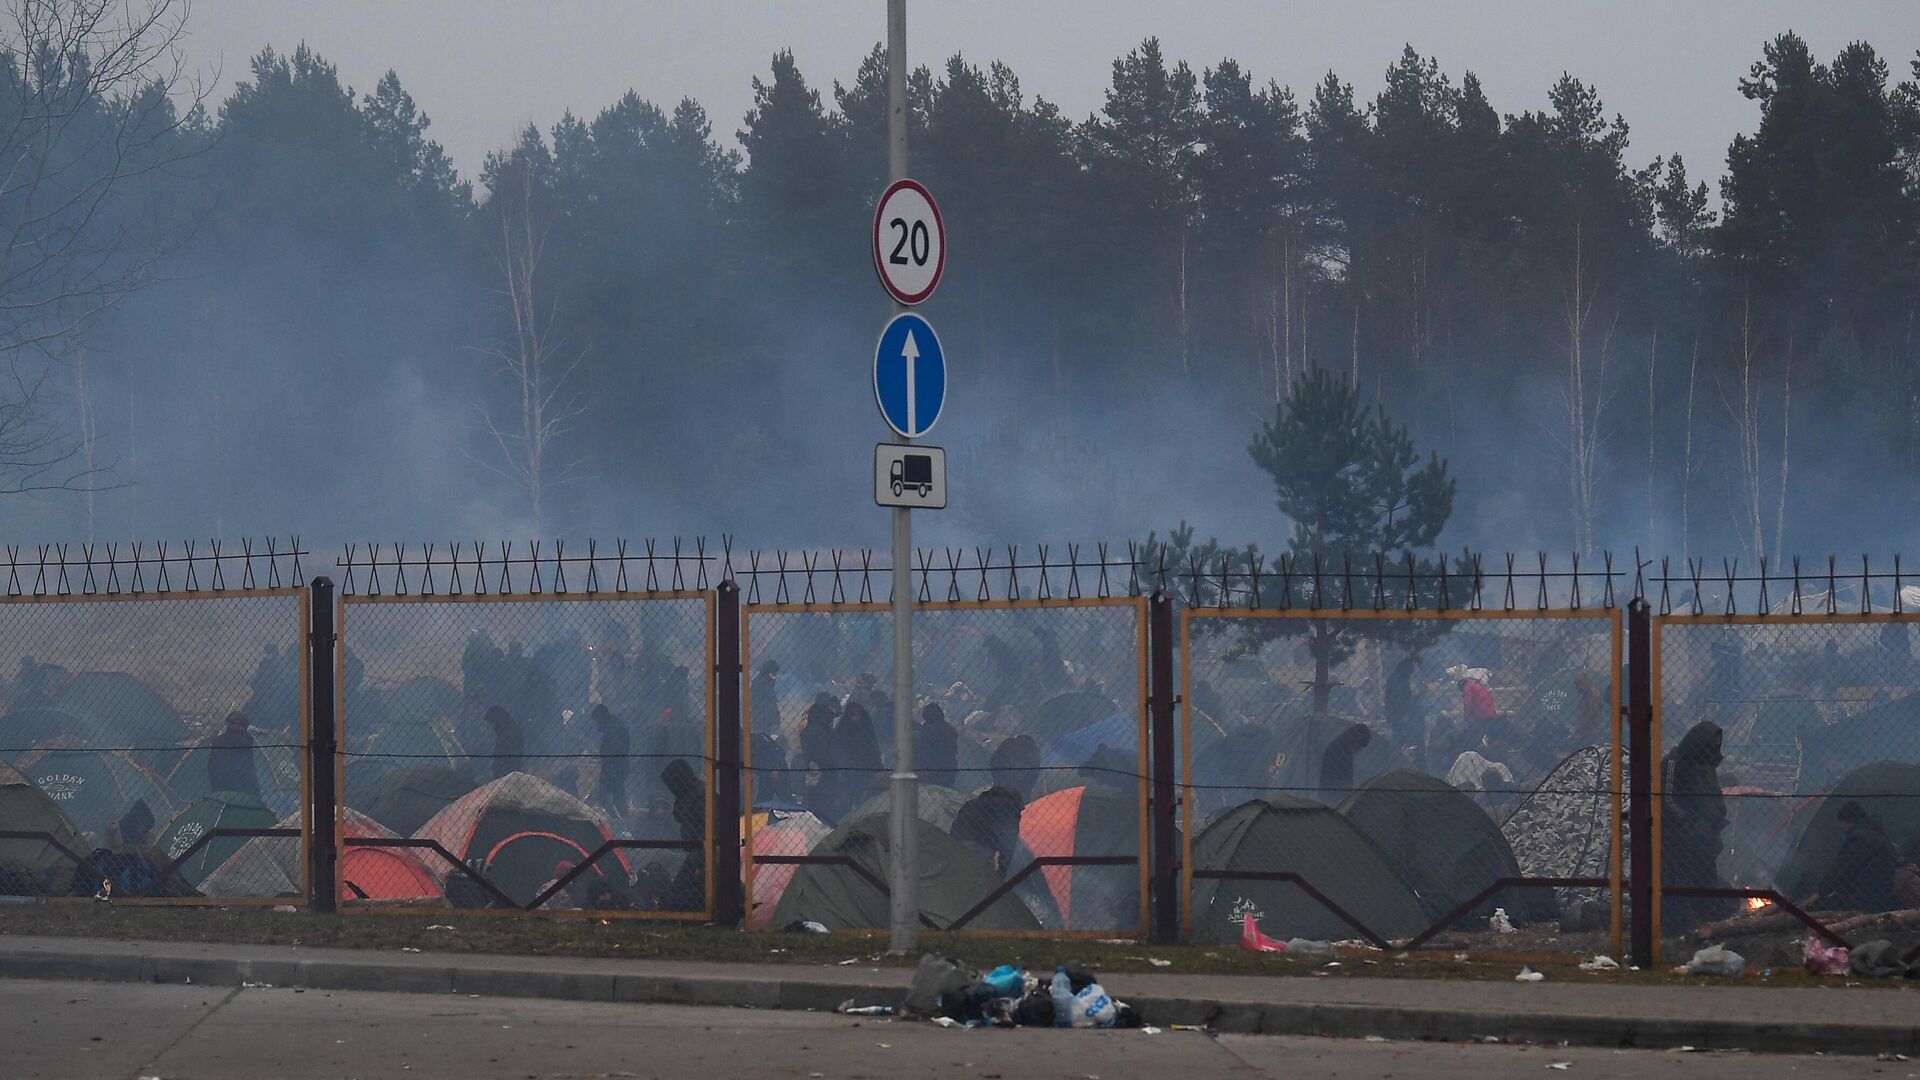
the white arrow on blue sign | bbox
[872,312,945,439]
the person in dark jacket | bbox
[797,693,841,814]
[1810,801,1900,913]
[750,662,781,737]
[918,702,959,788]
[207,712,262,798]
[592,704,630,817]
[1660,720,1735,928]
[952,784,1024,874]
[833,701,884,813]
[1384,652,1422,762]
[1319,722,1372,798]
[990,734,1042,799]
[484,705,524,780]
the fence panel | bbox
[1652,612,1920,964]
[1180,606,1622,955]
[0,586,308,904]
[336,591,714,917]
[742,596,1149,936]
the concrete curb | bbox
[1,945,1913,1058]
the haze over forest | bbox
[7,6,1920,570]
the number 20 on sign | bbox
[872,178,945,306]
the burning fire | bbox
[1745,896,1772,912]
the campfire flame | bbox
[1745,896,1772,912]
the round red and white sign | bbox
[872,178,945,305]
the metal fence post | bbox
[713,579,745,927]
[1627,597,1653,967]
[1148,589,1179,943]
[308,576,338,914]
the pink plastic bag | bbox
[1240,915,1287,953]
[1802,935,1851,975]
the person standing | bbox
[1384,652,1423,764]
[917,702,959,788]
[484,705,524,780]
[750,661,782,737]
[207,712,262,798]
[592,704,631,818]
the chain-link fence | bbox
[0,588,307,903]
[336,592,714,917]
[741,596,1148,936]
[1652,612,1920,962]
[1180,606,1622,954]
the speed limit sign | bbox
[872,178,945,305]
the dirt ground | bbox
[1,901,1907,989]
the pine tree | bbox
[1256,369,1454,708]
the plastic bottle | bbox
[1050,968,1074,1028]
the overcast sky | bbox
[181,1,1917,187]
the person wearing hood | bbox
[833,700,884,814]
[917,702,959,788]
[952,784,1024,875]
[796,692,841,809]
[1661,720,1733,926]
[1808,801,1899,913]
[990,734,1042,799]
[1319,721,1373,798]
[750,661,782,737]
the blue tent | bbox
[1043,713,1136,768]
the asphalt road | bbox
[2,978,1907,1080]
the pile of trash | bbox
[895,955,1141,1029]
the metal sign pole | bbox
[885,0,920,955]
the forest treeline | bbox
[35,30,1920,558]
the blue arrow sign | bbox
[873,312,945,439]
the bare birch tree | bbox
[0,0,203,495]
[474,127,584,536]
[1551,218,1617,556]
[1721,288,1769,562]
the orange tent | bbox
[340,810,441,902]
[1017,784,1141,931]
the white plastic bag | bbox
[1682,944,1746,977]
[1070,982,1118,1028]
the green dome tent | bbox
[13,739,174,841]
[847,783,968,830]
[769,814,1041,932]
[0,708,93,755]
[50,672,189,773]
[351,765,480,837]
[0,758,88,893]
[1777,762,1920,902]
[1340,769,1556,926]
[1188,794,1427,945]
[157,791,278,888]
